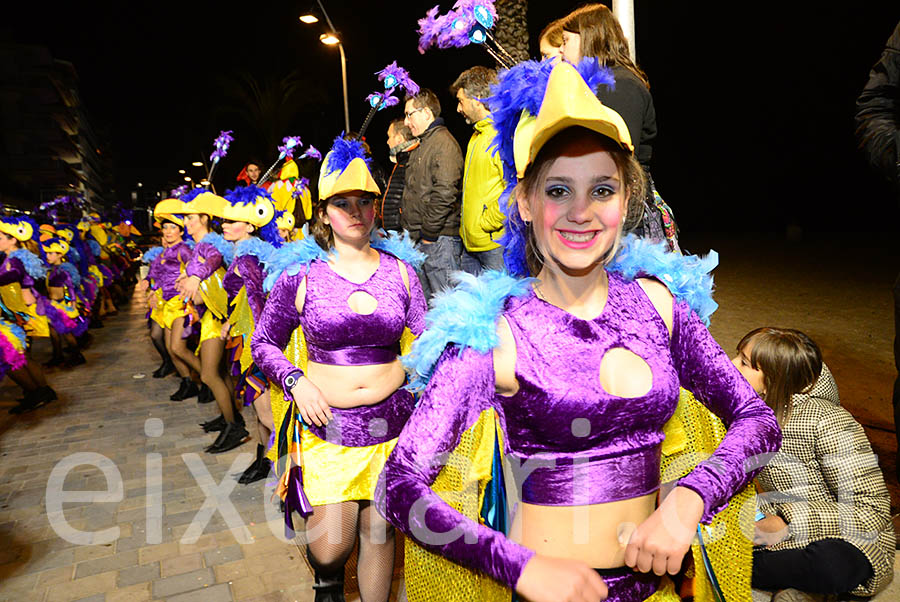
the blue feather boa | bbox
[8,322,27,348]
[196,232,234,265]
[58,262,81,288]
[403,270,533,391]
[370,230,425,268]
[403,236,718,389]
[234,237,275,263]
[68,246,82,266]
[263,236,329,292]
[609,234,718,325]
[10,249,47,280]
[87,239,102,257]
[142,246,164,264]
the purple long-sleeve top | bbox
[0,257,30,288]
[184,235,225,281]
[153,242,193,300]
[251,250,427,400]
[47,265,75,297]
[223,254,266,321]
[377,272,781,590]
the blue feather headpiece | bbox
[222,186,283,248]
[486,58,616,277]
[323,135,371,177]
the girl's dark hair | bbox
[736,327,823,426]
[516,127,645,276]
[563,3,649,88]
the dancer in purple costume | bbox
[252,136,426,602]
[377,60,781,602]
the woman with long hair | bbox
[252,136,426,602]
[733,328,894,601]
[378,60,781,602]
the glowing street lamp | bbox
[301,1,350,133]
[184,176,192,182]
[178,169,186,174]
[299,14,319,24]
[319,33,339,45]
[192,161,203,167]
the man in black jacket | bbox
[401,89,464,300]
[382,119,417,233]
[855,20,900,481]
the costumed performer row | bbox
[164,190,248,453]
[377,60,782,602]
[251,135,427,602]
[0,216,56,412]
[137,208,197,399]
[40,236,88,367]
[215,184,282,482]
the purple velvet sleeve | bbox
[669,300,783,523]
[146,255,162,287]
[238,255,266,322]
[48,267,69,288]
[250,268,305,400]
[403,262,427,336]
[0,258,24,286]
[377,345,535,589]
[185,242,222,280]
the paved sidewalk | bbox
[0,297,316,601]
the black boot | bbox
[65,348,86,367]
[238,445,272,484]
[152,359,174,378]
[170,377,199,401]
[43,353,65,368]
[205,421,249,454]
[309,556,345,602]
[9,388,46,414]
[201,413,226,432]
[197,384,214,404]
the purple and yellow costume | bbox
[45,263,88,337]
[0,249,50,339]
[377,258,781,601]
[0,318,27,380]
[183,232,232,349]
[251,232,426,517]
[145,242,193,329]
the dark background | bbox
[3,1,899,235]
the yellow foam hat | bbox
[222,194,275,228]
[0,219,35,242]
[182,191,228,218]
[77,220,90,232]
[268,180,296,214]
[513,61,633,179]
[154,198,187,227]
[90,224,108,247]
[318,157,381,201]
[279,158,299,181]
[275,212,295,231]
[57,228,74,242]
[41,238,69,255]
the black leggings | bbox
[752,538,872,594]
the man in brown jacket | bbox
[401,89,463,300]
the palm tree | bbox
[493,0,530,64]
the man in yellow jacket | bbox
[451,66,506,274]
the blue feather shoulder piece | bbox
[608,234,719,325]
[10,249,47,280]
[87,239,102,257]
[68,246,82,265]
[370,230,425,269]
[59,262,81,288]
[234,237,275,262]
[262,236,329,292]
[197,232,234,265]
[142,246,164,264]
[403,270,533,391]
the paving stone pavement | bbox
[0,297,318,601]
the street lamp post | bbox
[303,1,350,133]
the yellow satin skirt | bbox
[50,298,80,320]
[149,289,165,328]
[23,303,49,338]
[160,295,189,329]
[299,427,397,506]
[196,310,223,353]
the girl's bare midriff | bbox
[307,359,406,408]
[509,492,657,568]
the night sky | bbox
[3,1,900,235]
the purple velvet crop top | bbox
[252,250,427,400]
[152,243,193,300]
[377,271,782,590]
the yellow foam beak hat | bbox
[153,199,186,228]
[42,238,70,255]
[513,61,633,179]
[221,195,275,228]
[182,191,228,218]
[318,157,381,202]
[275,211,295,231]
[0,219,35,242]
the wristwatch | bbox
[283,371,303,389]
